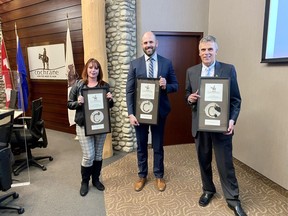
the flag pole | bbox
[15,22,26,114]
[15,22,17,39]
[15,22,23,113]
[66,13,69,36]
[66,13,78,139]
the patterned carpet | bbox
[102,144,288,216]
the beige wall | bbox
[136,0,209,56]
[137,0,288,189]
[209,0,288,189]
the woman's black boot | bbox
[80,165,92,196]
[92,160,105,191]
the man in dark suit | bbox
[126,31,178,192]
[185,35,247,216]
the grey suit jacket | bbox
[185,61,241,137]
[126,54,178,118]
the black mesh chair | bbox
[11,98,53,176]
[0,110,25,214]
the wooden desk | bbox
[0,109,23,124]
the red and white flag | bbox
[1,38,13,108]
[66,21,78,126]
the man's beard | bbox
[144,47,155,56]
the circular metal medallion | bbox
[90,110,104,123]
[204,102,221,118]
[140,100,153,113]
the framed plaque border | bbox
[197,77,230,133]
[82,87,111,136]
[135,78,160,125]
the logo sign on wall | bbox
[27,43,66,80]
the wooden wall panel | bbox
[2,5,81,31]
[0,0,79,17]
[1,0,83,134]
[5,18,82,39]
[0,0,47,13]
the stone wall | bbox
[0,73,5,109]
[0,29,6,109]
[105,0,137,152]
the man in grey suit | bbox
[126,31,178,192]
[185,35,247,216]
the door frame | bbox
[153,31,203,145]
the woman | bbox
[67,58,114,196]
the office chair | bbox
[11,98,53,176]
[0,110,25,214]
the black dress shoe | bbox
[228,203,247,216]
[199,193,214,207]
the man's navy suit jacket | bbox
[126,54,178,118]
[185,61,241,137]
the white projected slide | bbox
[262,0,288,63]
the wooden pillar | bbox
[81,0,113,159]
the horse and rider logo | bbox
[27,43,69,80]
[38,48,49,69]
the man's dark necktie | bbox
[148,58,154,78]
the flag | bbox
[1,38,13,108]
[66,21,78,126]
[15,25,29,112]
